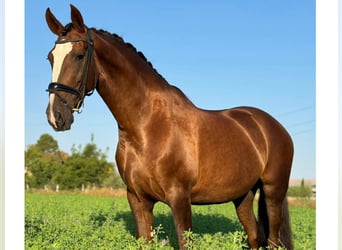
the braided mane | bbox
[93,28,166,82]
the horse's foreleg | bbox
[233,191,259,249]
[168,190,192,250]
[127,190,155,242]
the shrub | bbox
[287,185,312,198]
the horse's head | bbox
[45,5,97,131]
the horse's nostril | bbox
[55,111,65,127]
[56,111,62,119]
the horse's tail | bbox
[257,187,293,250]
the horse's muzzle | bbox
[46,105,74,131]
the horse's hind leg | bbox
[262,183,290,249]
[233,191,259,249]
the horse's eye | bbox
[75,54,85,61]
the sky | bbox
[25,1,316,179]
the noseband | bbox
[46,29,97,113]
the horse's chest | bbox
[116,136,196,201]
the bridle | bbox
[46,29,97,113]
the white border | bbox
[339,0,342,247]
[316,0,339,249]
[5,0,24,249]
[2,0,340,249]
[0,0,4,249]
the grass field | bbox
[25,192,315,249]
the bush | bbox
[287,185,312,198]
[25,133,123,190]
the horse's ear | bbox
[45,8,63,35]
[70,4,85,33]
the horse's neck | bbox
[93,31,175,133]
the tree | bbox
[56,138,115,189]
[25,133,125,190]
[301,178,305,187]
[25,134,62,188]
[36,133,59,155]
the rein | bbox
[46,29,97,113]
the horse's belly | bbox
[190,172,260,205]
[190,184,255,205]
[190,152,263,204]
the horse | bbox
[45,5,293,249]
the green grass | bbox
[25,193,315,249]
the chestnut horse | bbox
[45,5,293,249]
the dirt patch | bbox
[83,188,127,197]
[287,197,316,208]
[26,188,128,197]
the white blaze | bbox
[51,42,73,82]
[49,42,73,128]
[49,93,57,128]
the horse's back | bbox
[197,105,293,162]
